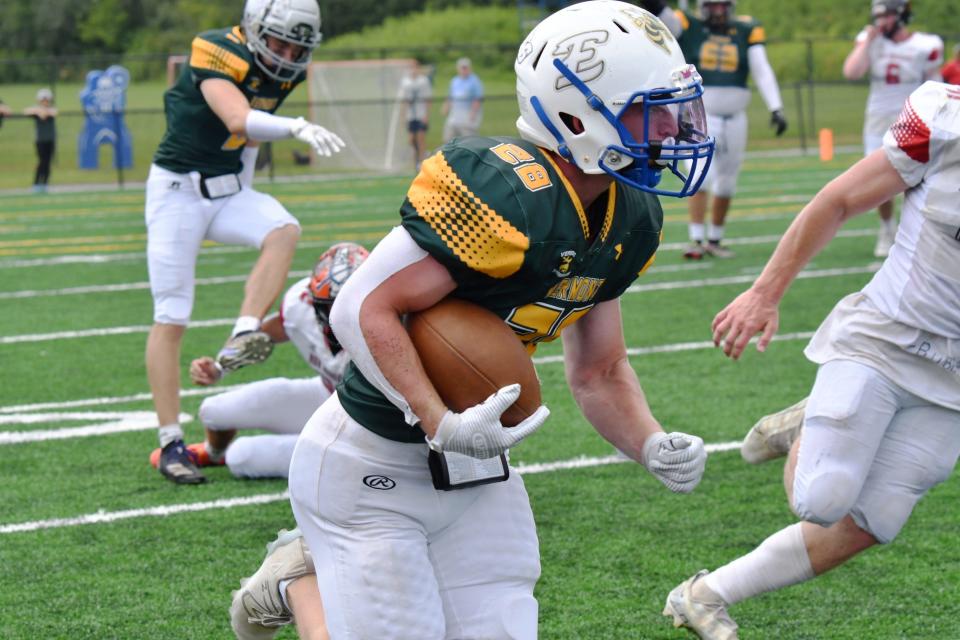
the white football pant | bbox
[200,377,330,478]
[145,164,299,325]
[289,393,541,640]
[793,359,960,543]
[700,111,747,198]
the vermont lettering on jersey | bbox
[545,276,606,303]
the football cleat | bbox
[217,331,274,374]
[230,528,315,640]
[741,398,807,465]
[157,440,207,485]
[704,242,735,259]
[683,242,705,260]
[873,226,896,258]
[664,570,739,640]
[150,442,224,469]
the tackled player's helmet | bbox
[243,0,322,82]
[698,0,735,29]
[515,0,714,197]
[308,242,369,329]
[872,0,911,36]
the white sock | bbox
[232,315,261,337]
[278,577,294,612]
[707,223,725,243]
[881,217,896,233]
[203,441,227,464]
[158,424,183,448]
[688,223,705,243]
[704,522,814,605]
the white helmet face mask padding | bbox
[243,0,322,82]
[515,0,715,197]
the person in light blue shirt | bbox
[442,57,483,142]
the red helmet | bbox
[308,242,369,325]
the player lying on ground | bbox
[150,243,367,479]
[664,81,960,640]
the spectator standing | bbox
[398,59,433,170]
[441,57,483,142]
[24,88,57,193]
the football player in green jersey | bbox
[145,0,345,484]
[234,2,715,638]
[642,0,787,258]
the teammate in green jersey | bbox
[643,0,787,258]
[227,2,714,637]
[145,0,345,484]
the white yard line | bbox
[1,262,876,345]
[0,441,743,534]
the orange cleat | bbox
[150,442,225,469]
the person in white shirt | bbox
[842,0,942,258]
[664,81,960,639]
[398,59,433,171]
[149,242,367,479]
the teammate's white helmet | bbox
[516,0,713,197]
[243,0,322,82]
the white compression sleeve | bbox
[748,45,784,112]
[329,226,430,426]
[245,109,297,141]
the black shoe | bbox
[158,439,207,485]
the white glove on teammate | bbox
[290,117,346,157]
[642,431,707,493]
[427,384,550,459]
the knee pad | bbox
[792,470,860,527]
[489,592,538,640]
[197,397,226,430]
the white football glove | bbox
[642,431,707,494]
[290,117,345,157]
[427,384,550,459]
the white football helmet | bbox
[309,242,369,326]
[515,0,714,197]
[243,0,322,82]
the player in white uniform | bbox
[149,243,367,479]
[843,0,942,257]
[664,81,960,639]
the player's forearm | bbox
[568,356,662,461]
[843,43,871,80]
[260,313,289,343]
[751,151,901,303]
[748,46,783,112]
[358,309,448,435]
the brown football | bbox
[407,297,541,427]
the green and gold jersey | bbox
[674,11,766,89]
[153,26,304,177]
[338,136,664,442]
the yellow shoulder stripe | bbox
[228,26,247,44]
[676,10,690,31]
[190,37,249,83]
[748,25,766,45]
[408,153,529,279]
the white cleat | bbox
[664,570,739,640]
[740,398,807,464]
[873,226,896,258]
[230,528,315,640]
[217,330,275,374]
